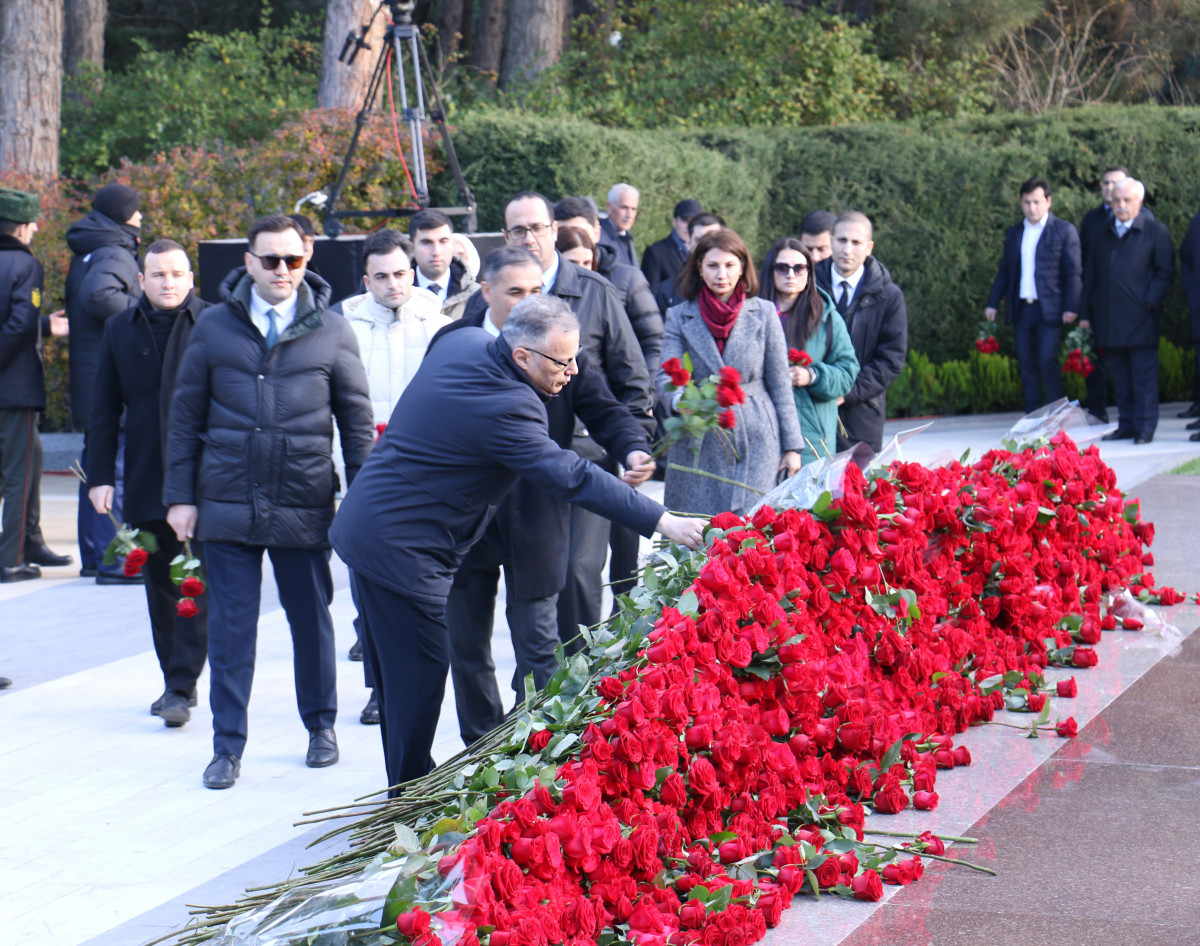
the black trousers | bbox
[0,408,36,567]
[204,541,337,759]
[608,520,641,603]
[77,429,124,574]
[351,572,448,792]
[556,501,612,653]
[1084,349,1110,414]
[446,534,561,746]
[1107,344,1159,437]
[133,519,208,695]
[1013,301,1063,413]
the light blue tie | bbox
[265,308,279,349]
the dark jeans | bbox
[204,541,337,759]
[77,429,124,572]
[134,519,208,695]
[0,409,36,567]
[1013,301,1063,413]
[351,572,448,793]
[446,537,560,746]
[1107,344,1159,437]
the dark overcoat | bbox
[1079,212,1175,349]
[815,256,908,452]
[87,291,209,524]
[0,235,45,410]
[1178,210,1200,341]
[162,268,374,548]
[595,242,663,377]
[985,213,1082,324]
[430,313,652,599]
[641,233,686,295]
[330,329,664,605]
[65,211,141,426]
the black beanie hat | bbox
[93,183,142,224]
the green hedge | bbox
[444,104,1200,363]
[887,339,1197,418]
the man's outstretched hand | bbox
[656,513,707,550]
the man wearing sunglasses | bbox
[164,215,374,790]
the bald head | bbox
[832,211,875,278]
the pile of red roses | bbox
[386,433,1182,946]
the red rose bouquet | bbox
[70,461,158,576]
[170,539,206,618]
[788,348,813,367]
[975,320,1000,355]
[658,355,746,481]
[1062,324,1095,377]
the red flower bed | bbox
[385,433,1180,946]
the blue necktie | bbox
[265,308,279,349]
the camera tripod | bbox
[322,0,476,236]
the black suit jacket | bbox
[88,291,209,524]
[1179,211,1200,325]
[986,213,1081,324]
[641,233,686,293]
[599,216,638,269]
[330,329,664,604]
[0,235,45,411]
[431,313,652,598]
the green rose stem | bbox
[863,829,978,844]
[861,841,998,876]
[667,462,766,493]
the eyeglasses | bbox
[524,347,578,372]
[249,252,305,272]
[773,262,808,276]
[504,223,554,241]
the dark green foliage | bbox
[61,15,321,178]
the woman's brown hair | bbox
[555,225,597,270]
[676,228,758,301]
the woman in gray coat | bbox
[658,229,803,516]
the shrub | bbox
[60,15,321,178]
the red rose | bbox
[872,781,909,814]
[123,547,149,576]
[661,772,688,808]
[176,598,200,619]
[662,357,691,387]
[529,729,552,752]
[1056,717,1078,738]
[180,575,206,597]
[1028,692,1047,712]
[679,898,707,930]
[1072,647,1099,668]
[912,790,939,811]
[952,746,971,766]
[718,409,736,429]
[1057,677,1077,698]
[396,909,431,938]
[688,756,719,795]
[916,830,945,855]
[814,856,841,887]
[851,870,883,901]
[718,838,744,863]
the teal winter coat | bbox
[788,288,859,465]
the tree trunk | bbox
[438,0,466,64]
[63,0,106,77]
[501,0,567,89]
[0,0,63,179]
[475,0,506,87]
[318,0,388,110]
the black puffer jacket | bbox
[162,268,374,548]
[65,211,141,426]
[595,242,663,377]
[0,235,45,410]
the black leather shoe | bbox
[0,677,11,689]
[1133,435,1154,445]
[203,754,241,789]
[1102,428,1135,441]
[160,690,191,727]
[24,543,73,567]
[0,563,41,583]
[95,571,144,585]
[359,690,380,725]
[80,567,98,578]
[152,688,198,715]
[1178,403,1200,418]
[1187,418,1200,431]
[348,639,364,661]
[306,728,339,767]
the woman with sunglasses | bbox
[759,238,859,466]
[657,228,803,516]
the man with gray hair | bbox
[1081,178,1175,445]
[600,183,640,268]
[330,293,706,792]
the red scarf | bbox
[698,284,745,354]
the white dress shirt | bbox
[1019,215,1047,301]
[833,264,865,309]
[416,269,448,301]
[249,285,298,339]
[482,309,502,337]
[1115,219,1131,238]
[543,252,561,294]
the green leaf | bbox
[676,589,699,614]
[380,872,417,929]
[391,823,421,854]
